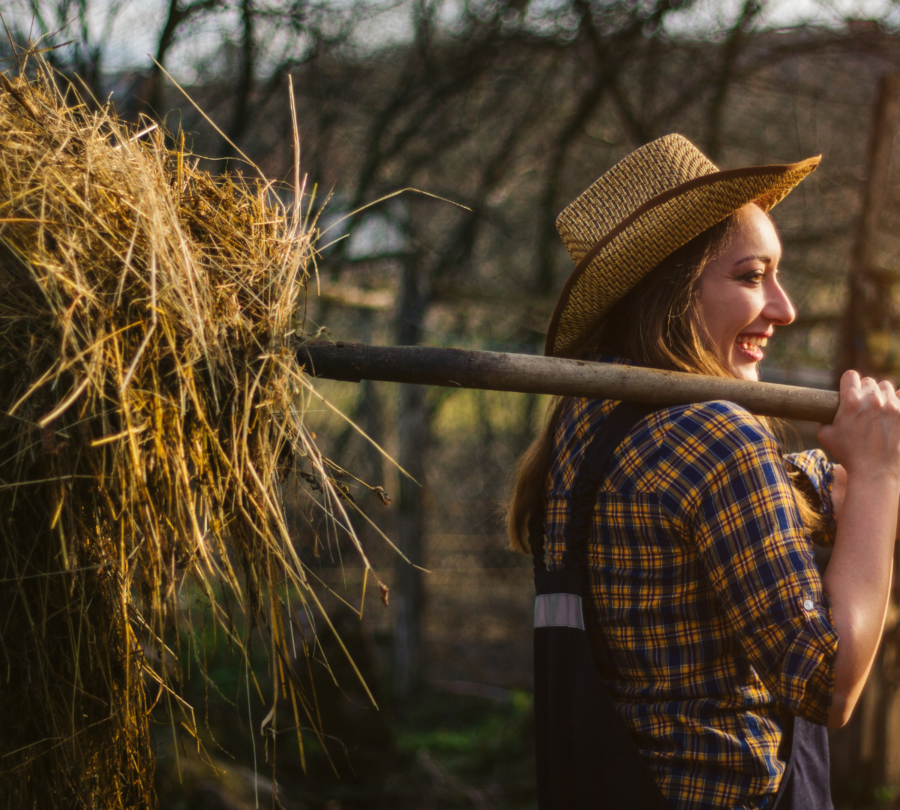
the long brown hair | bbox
[507,213,823,553]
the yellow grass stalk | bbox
[0,63,367,808]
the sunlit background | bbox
[6,0,900,806]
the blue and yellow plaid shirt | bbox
[544,361,839,810]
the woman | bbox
[509,134,900,809]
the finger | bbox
[884,381,900,411]
[840,369,861,399]
[862,377,889,409]
[839,370,865,411]
[857,376,881,405]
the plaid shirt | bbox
[544,361,839,810]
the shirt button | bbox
[803,599,815,611]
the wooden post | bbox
[836,73,900,380]
[392,254,429,702]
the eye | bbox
[740,270,765,285]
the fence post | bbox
[392,250,429,701]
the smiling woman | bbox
[509,135,900,810]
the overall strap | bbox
[531,398,669,810]
[528,400,655,576]
[561,401,656,570]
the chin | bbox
[734,365,759,382]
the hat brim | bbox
[544,157,821,358]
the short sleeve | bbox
[658,403,838,724]
[784,450,838,547]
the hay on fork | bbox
[0,65,380,808]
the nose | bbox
[763,277,796,326]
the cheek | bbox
[697,282,734,344]
[699,283,757,342]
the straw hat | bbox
[544,134,820,358]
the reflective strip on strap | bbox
[534,592,585,630]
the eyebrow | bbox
[733,254,776,266]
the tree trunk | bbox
[835,73,900,380]
[225,0,255,159]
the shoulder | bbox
[643,401,784,510]
[649,400,777,461]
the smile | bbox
[735,334,768,361]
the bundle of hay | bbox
[0,66,369,808]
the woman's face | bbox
[698,204,795,381]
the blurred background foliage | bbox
[8,0,900,806]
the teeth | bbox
[738,336,768,347]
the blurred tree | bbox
[143,0,226,116]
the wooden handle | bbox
[298,341,840,424]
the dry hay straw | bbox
[0,64,379,808]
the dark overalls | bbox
[530,401,833,810]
